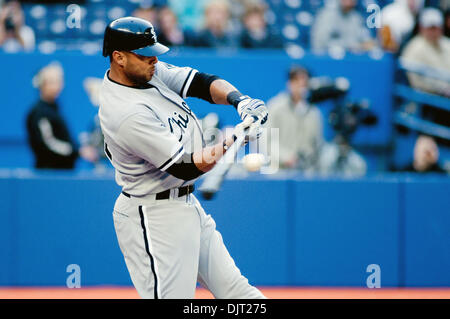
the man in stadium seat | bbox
[397,135,448,173]
[311,0,375,53]
[401,7,450,97]
[262,65,324,172]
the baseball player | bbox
[99,17,268,299]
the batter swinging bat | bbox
[199,117,255,200]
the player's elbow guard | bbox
[165,152,205,181]
[186,72,221,104]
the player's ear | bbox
[112,51,126,67]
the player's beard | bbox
[124,68,151,87]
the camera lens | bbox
[4,16,15,31]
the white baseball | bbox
[243,153,265,172]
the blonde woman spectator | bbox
[26,62,98,169]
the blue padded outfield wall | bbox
[1,50,448,288]
[0,50,394,169]
[0,171,449,287]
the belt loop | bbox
[123,185,194,203]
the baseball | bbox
[243,153,265,172]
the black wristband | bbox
[226,91,247,109]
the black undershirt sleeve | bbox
[165,152,205,181]
[186,72,221,104]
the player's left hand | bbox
[233,116,262,143]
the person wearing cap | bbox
[99,17,268,299]
[401,7,450,96]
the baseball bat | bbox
[199,118,254,200]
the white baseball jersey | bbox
[101,59,265,300]
[98,61,205,195]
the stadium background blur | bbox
[0,0,449,297]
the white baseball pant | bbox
[113,191,265,299]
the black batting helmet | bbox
[102,17,169,58]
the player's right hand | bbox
[236,98,268,141]
[237,97,269,128]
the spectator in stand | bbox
[168,0,209,31]
[132,3,160,30]
[228,0,261,35]
[379,0,424,53]
[157,6,196,47]
[444,8,450,38]
[442,0,450,11]
[311,0,375,53]
[401,7,450,97]
[194,0,238,49]
[26,62,98,170]
[239,3,283,49]
[262,65,324,172]
[396,135,447,173]
[0,0,35,52]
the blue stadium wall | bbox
[0,50,394,170]
[1,51,449,287]
[0,172,449,287]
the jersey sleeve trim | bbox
[180,69,198,99]
[158,145,185,171]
